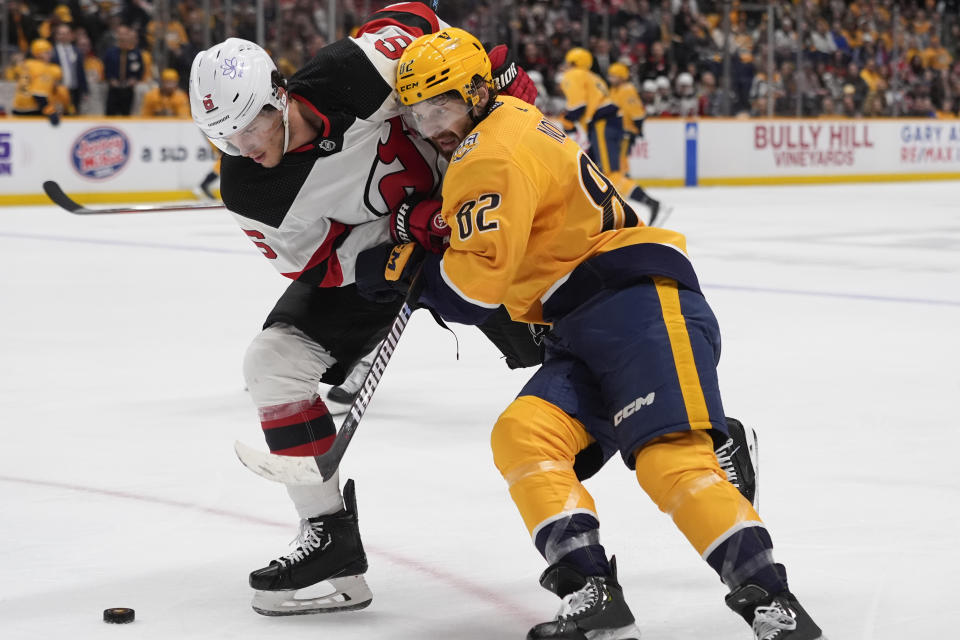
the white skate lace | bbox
[556,581,599,620]
[752,601,797,640]
[276,519,329,567]
[715,437,741,487]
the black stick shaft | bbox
[42,181,225,214]
[313,268,424,481]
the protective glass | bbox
[400,93,473,139]
[215,108,283,156]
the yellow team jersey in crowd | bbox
[609,82,646,135]
[560,66,619,126]
[141,87,191,117]
[12,58,62,112]
[437,96,692,324]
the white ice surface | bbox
[1,183,958,639]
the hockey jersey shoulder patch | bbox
[451,132,480,163]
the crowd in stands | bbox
[3,0,960,119]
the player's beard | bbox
[430,118,476,160]
[431,130,462,159]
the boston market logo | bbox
[71,127,130,179]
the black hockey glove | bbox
[355,243,424,303]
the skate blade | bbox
[251,574,372,616]
[746,426,759,511]
[585,622,642,639]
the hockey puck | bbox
[103,607,135,624]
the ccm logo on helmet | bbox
[613,392,655,426]
[202,94,217,113]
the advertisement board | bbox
[2,117,958,205]
[0,118,217,204]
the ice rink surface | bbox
[1,182,958,639]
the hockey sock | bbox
[258,396,336,456]
[534,512,611,578]
[705,525,789,596]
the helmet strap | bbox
[281,100,291,155]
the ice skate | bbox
[325,350,375,412]
[713,417,759,508]
[726,584,824,640]
[645,197,672,228]
[194,172,219,200]
[249,479,372,616]
[528,557,641,640]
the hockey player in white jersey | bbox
[189,2,542,617]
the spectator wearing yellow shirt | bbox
[11,39,64,118]
[37,4,73,41]
[859,58,882,93]
[923,35,953,71]
[141,68,190,117]
[146,18,189,57]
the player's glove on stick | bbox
[488,44,538,105]
[355,243,424,303]
[390,196,449,253]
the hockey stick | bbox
[43,180,226,214]
[235,267,425,484]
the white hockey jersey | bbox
[220,3,448,287]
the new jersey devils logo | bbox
[202,94,217,112]
[364,116,437,216]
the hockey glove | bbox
[390,196,449,254]
[355,243,424,303]
[488,44,538,105]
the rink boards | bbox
[2,116,960,204]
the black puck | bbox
[103,607,135,624]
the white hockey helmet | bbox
[189,38,289,156]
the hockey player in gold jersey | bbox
[11,39,69,120]
[356,27,825,640]
[560,48,664,226]
[605,62,669,226]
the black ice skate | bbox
[726,584,825,640]
[528,557,641,640]
[712,417,760,509]
[643,196,673,228]
[249,479,372,616]
[325,353,374,412]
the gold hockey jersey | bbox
[422,95,698,325]
[609,82,646,135]
[560,67,619,126]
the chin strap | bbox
[281,99,291,155]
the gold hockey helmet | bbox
[31,39,53,57]
[607,62,630,81]
[565,47,593,70]
[396,28,492,108]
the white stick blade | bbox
[233,441,327,485]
